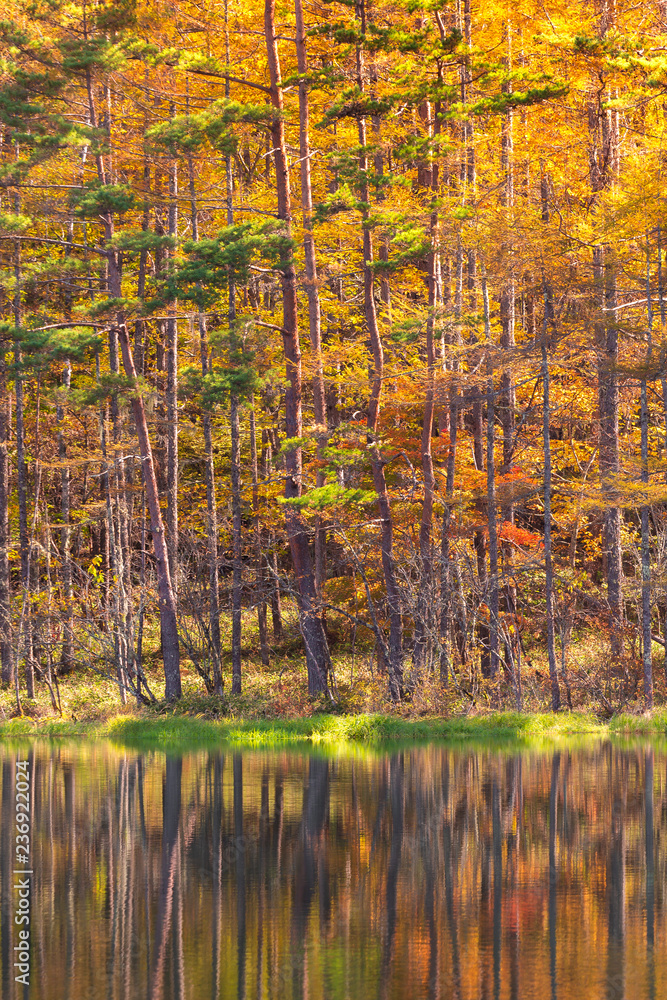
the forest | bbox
[0,0,666,717]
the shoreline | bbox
[1,709,667,751]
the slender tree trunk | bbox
[641,238,653,707]
[262,429,284,641]
[657,227,667,685]
[265,0,332,696]
[117,323,182,700]
[0,341,11,685]
[589,3,623,658]
[499,21,516,503]
[250,403,270,666]
[440,235,464,682]
[355,0,403,700]
[136,488,147,703]
[186,147,223,694]
[440,391,458,684]
[482,269,500,681]
[107,325,129,703]
[15,382,43,705]
[166,158,179,593]
[230,386,243,695]
[596,246,623,658]
[499,26,518,676]
[295,0,328,597]
[461,45,489,678]
[473,396,490,676]
[13,214,31,701]
[414,97,440,678]
[641,378,652,707]
[414,253,437,678]
[542,295,561,711]
[57,361,74,674]
[225,10,243,695]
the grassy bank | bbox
[2,629,667,751]
[2,707,667,752]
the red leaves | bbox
[497,521,540,548]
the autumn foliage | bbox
[0,0,666,712]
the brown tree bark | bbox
[641,239,653,707]
[542,295,561,712]
[224,2,243,695]
[590,1,623,658]
[295,0,328,597]
[657,228,667,685]
[13,217,32,700]
[440,391,458,684]
[186,148,223,694]
[117,323,182,700]
[499,22,516,500]
[265,0,332,697]
[355,0,404,701]
[482,269,500,681]
[414,95,440,678]
[57,360,74,675]
[250,403,270,666]
[262,427,284,642]
[230,384,243,695]
[165,159,179,594]
[0,341,11,685]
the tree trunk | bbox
[230,386,243,695]
[542,297,561,711]
[165,158,179,593]
[107,325,129,703]
[187,149,223,694]
[250,403,270,666]
[224,0,243,695]
[641,377,653,707]
[295,0,328,597]
[440,391,458,684]
[355,0,403,701]
[414,245,437,678]
[499,21,516,505]
[117,323,182,700]
[589,3,623,658]
[657,228,667,685]
[414,96,440,679]
[13,221,31,701]
[482,269,500,681]
[265,0,332,697]
[57,360,74,674]
[473,397,490,676]
[596,246,623,658]
[641,239,653,707]
[0,341,11,685]
[262,428,284,642]
[499,28,517,676]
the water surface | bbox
[0,739,665,999]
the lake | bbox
[0,739,665,999]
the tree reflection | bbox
[0,741,665,1000]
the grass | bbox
[2,703,667,753]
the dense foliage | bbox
[1,0,667,711]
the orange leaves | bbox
[497,521,541,548]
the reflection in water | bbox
[0,741,666,999]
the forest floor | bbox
[1,612,667,747]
